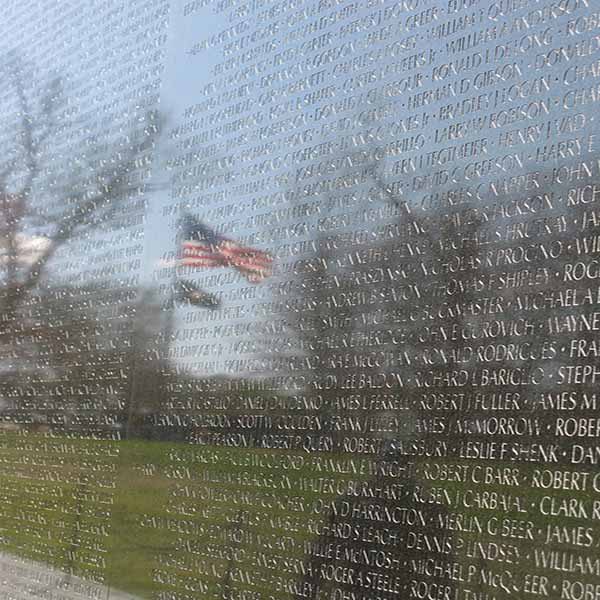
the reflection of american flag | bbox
[179,214,273,283]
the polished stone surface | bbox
[1,0,600,598]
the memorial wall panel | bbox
[1,0,600,599]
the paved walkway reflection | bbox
[0,554,140,600]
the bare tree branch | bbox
[0,54,165,335]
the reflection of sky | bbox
[2,0,599,377]
[138,0,600,376]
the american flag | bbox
[178,214,273,283]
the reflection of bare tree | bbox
[0,52,166,428]
[0,55,161,334]
[274,132,462,599]
[284,105,600,598]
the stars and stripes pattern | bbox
[179,214,273,283]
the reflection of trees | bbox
[0,54,163,437]
[280,148,464,599]
[279,111,600,598]
[0,282,171,436]
[280,119,599,442]
[0,54,161,333]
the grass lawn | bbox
[0,430,596,599]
